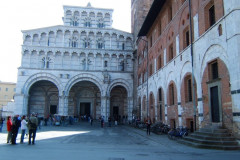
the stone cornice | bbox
[22,25,132,37]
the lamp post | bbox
[188,0,197,131]
[137,37,149,120]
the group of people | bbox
[6,113,38,145]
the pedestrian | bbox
[11,115,21,144]
[108,117,111,127]
[20,115,27,144]
[90,116,93,126]
[28,113,38,145]
[101,117,104,128]
[6,116,12,144]
[146,118,152,135]
[0,117,4,132]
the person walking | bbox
[101,117,104,128]
[6,116,12,143]
[108,117,111,127]
[28,113,38,145]
[20,115,27,144]
[90,116,93,126]
[0,117,4,132]
[146,118,152,135]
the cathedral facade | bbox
[14,3,134,121]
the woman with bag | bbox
[20,115,27,144]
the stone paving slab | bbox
[0,122,240,160]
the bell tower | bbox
[131,0,154,42]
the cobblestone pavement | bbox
[0,122,240,160]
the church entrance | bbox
[50,105,57,115]
[113,106,119,119]
[110,85,128,123]
[68,81,101,119]
[80,103,91,116]
[28,80,59,117]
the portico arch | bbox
[107,79,133,121]
[65,73,103,96]
[64,74,103,118]
[19,73,62,116]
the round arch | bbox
[107,79,132,97]
[200,44,228,79]
[65,73,103,96]
[23,72,62,96]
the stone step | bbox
[199,128,229,133]
[190,134,236,141]
[178,139,240,150]
[183,136,239,146]
[193,131,231,137]
[176,127,240,150]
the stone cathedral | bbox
[14,3,134,121]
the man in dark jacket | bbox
[11,115,21,144]
[28,113,38,145]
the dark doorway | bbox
[170,119,176,129]
[186,118,194,132]
[210,86,220,122]
[113,106,119,119]
[50,105,57,115]
[80,103,91,116]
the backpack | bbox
[29,120,37,129]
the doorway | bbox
[80,103,91,116]
[50,105,57,115]
[210,86,220,122]
[113,106,119,120]
[170,119,176,129]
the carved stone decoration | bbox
[102,70,110,84]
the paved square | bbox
[0,122,240,160]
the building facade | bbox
[135,0,240,137]
[131,0,154,118]
[0,82,16,111]
[14,3,134,121]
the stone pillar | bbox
[86,56,88,70]
[106,96,110,120]
[155,98,158,121]
[176,34,180,56]
[164,90,168,123]
[193,14,199,41]
[58,95,64,115]
[22,95,29,115]
[117,57,119,71]
[58,91,68,116]
[128,97,133,121]
[94,55,96,70]
[164,48,167,66]
[101,96,107,120]
[14,94,27,115]
[110,37,112,49]
[178,103,182,127]
[197,99,204,128]
[165,104,168,123]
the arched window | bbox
[122,43,125,50]
[184,76,193,102]
[169,83,175,105]
[218,24,223,36]
[71,37,78,48]
[104,61,108,67]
